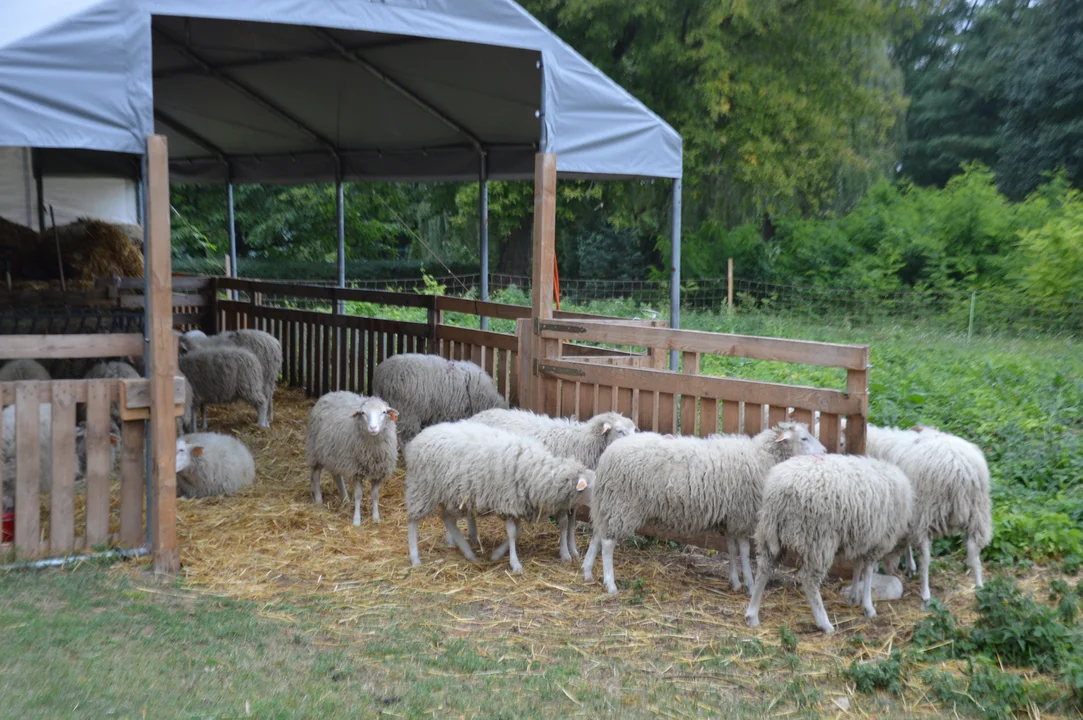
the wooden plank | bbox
[470,343,483,368]
[120,293,206,308]
[616,386,633,419]
[636,390,653,431]
[561,379,577,419]
[515,318,533,411]
[578,383,596,420]
[845,362,870,455]
[678,351,700,436]
[84,381,112,547]
[700,397,718,436]
[307,320,317,397]
[531,153,557,320]
[495,348,509,402]
[147,134,179,576]
[13,385,41,557]
[48,382,78,554]
[119,419,145,546]
[0,334,144,361]
[745,403,763,435]
[437,296,530,321]
[537,321,870,370]
[597,385,614,413]
[768,405,788,428]
[367,329,377,397]
[113,276,211,291]
[792,408,814,429]
[536,360,861,416]
[507,349,519,408]
[656,391,675,434]
[820,412,841,454]
[330,326,340,393]
[217,278,433,309]
[721,400,740,434]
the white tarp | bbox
[0,0,681,183]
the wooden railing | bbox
[520,318,870,454]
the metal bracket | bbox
[537,362,585,377]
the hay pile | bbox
[0,215,143,290]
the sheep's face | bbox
[774,422,826,456]
[355,399,398,436]
[175,439,203,473]
[599,413,636,443]
[178,329,209,355]
[73,423,122,476]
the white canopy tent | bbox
[0,0,684,326]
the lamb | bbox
[876,426,992,605]
[0,359,51,382]
[175,433,256,498]
[465,408,637,560]
[181,329,282,424]
[582,422,826,595]
[178,345,270,428]
[405,420,593,573]
[372,354,507,444]
[2,404,120,509]
[306,392,398,527]
[744,453,914,634]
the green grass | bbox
[0,566,773,719]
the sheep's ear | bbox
[601,422,612,434]
[352,410,363,418]
[108,433,120,447]
[388,409,399,422]
[576,477,589,491]
[191,446,205,457]
[775,429,793,443]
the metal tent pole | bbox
[336,177,345,315]
[479,154,489,331]
[227,181,238,300]
[669,177,682,370]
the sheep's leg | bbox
[919,538,933,607]
[566,510,580,559]
[966,536,984,588]
[744,557,777,628]
[726,537,742,591]
[408,519,421,566]
[310,467,324,505]
[352,481,363,527]
[907,545,917,576]
[845,561,865,606]
[466,515,479,547]
[881,550,903,578]
[200,404,208,431]
[739,538,754,595]
[334,474,349,501]
[491,539,510,561]
[370,481,382,523]
[601,538,618,595]
[861,561,877,619]
[256,398,270,429]
[505,517,523,573]
[582,535,600,583]
[443,513,477,562]
[444,523,457,547]
[801,571,834,635]
[558,513,572,563]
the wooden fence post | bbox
[426,295,440,355]
[147,134,179,576]
[204,276,219,335]
[530,153,559,413]
[844,345,871,455]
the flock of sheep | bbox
[1,334,993,636]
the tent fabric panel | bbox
[0,0,152,155]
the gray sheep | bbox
[405,420,593,573]
[175,433,256,498]
[178,345,270,428]
[582,422,825,595]
[372,354,507,444]
[306,392,398,527]
[468,408,637,561]
[879,426,992,605]
[744,453,914,634]
[0,359,51,382]
[84,360,141,427]
[182,329,282,424]
[2,404,120,510]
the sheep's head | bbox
[354,397,398,436]
[594,412,636,444]
[773,421,826,457]
[178,329,209,355]
[175,438,203,473]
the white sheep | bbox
[175,433,255,498]
[0,359,51,382]
[405,420,593,573]
[744,453,914,634]
[372,354,507,444]
[181,329,282,424]
[582,422,826,595]
[306,392,398,527]
[178,345,269,428]
[1,404,120,509]
[876,426,992,605]
[466,408,637,561]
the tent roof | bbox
[0,0,682,183]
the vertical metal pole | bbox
[32,149,46,233]
[140,153,153,551]
[479,154,489,331]
[968,291,977,341]
[227,181,237,300]
[336,176,345,315]
[669,177,683,370]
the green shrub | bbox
[844,650,904,695]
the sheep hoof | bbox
[864,607,878,619]
[510,564,523,574]
[560,553,572,563]
[744,614,759,628]
[583,573,594,583]
[820,625,836,635]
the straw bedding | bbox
[96,388,1061,713]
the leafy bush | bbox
[844,650,904,695]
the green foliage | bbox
[844,650,904,696]
[971,576,1077,673]
[778,624,798,654]
[912,600,972,660]
[172,256,480,283]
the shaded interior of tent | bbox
[0,5,868,577]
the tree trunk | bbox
[497,213,533,276]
